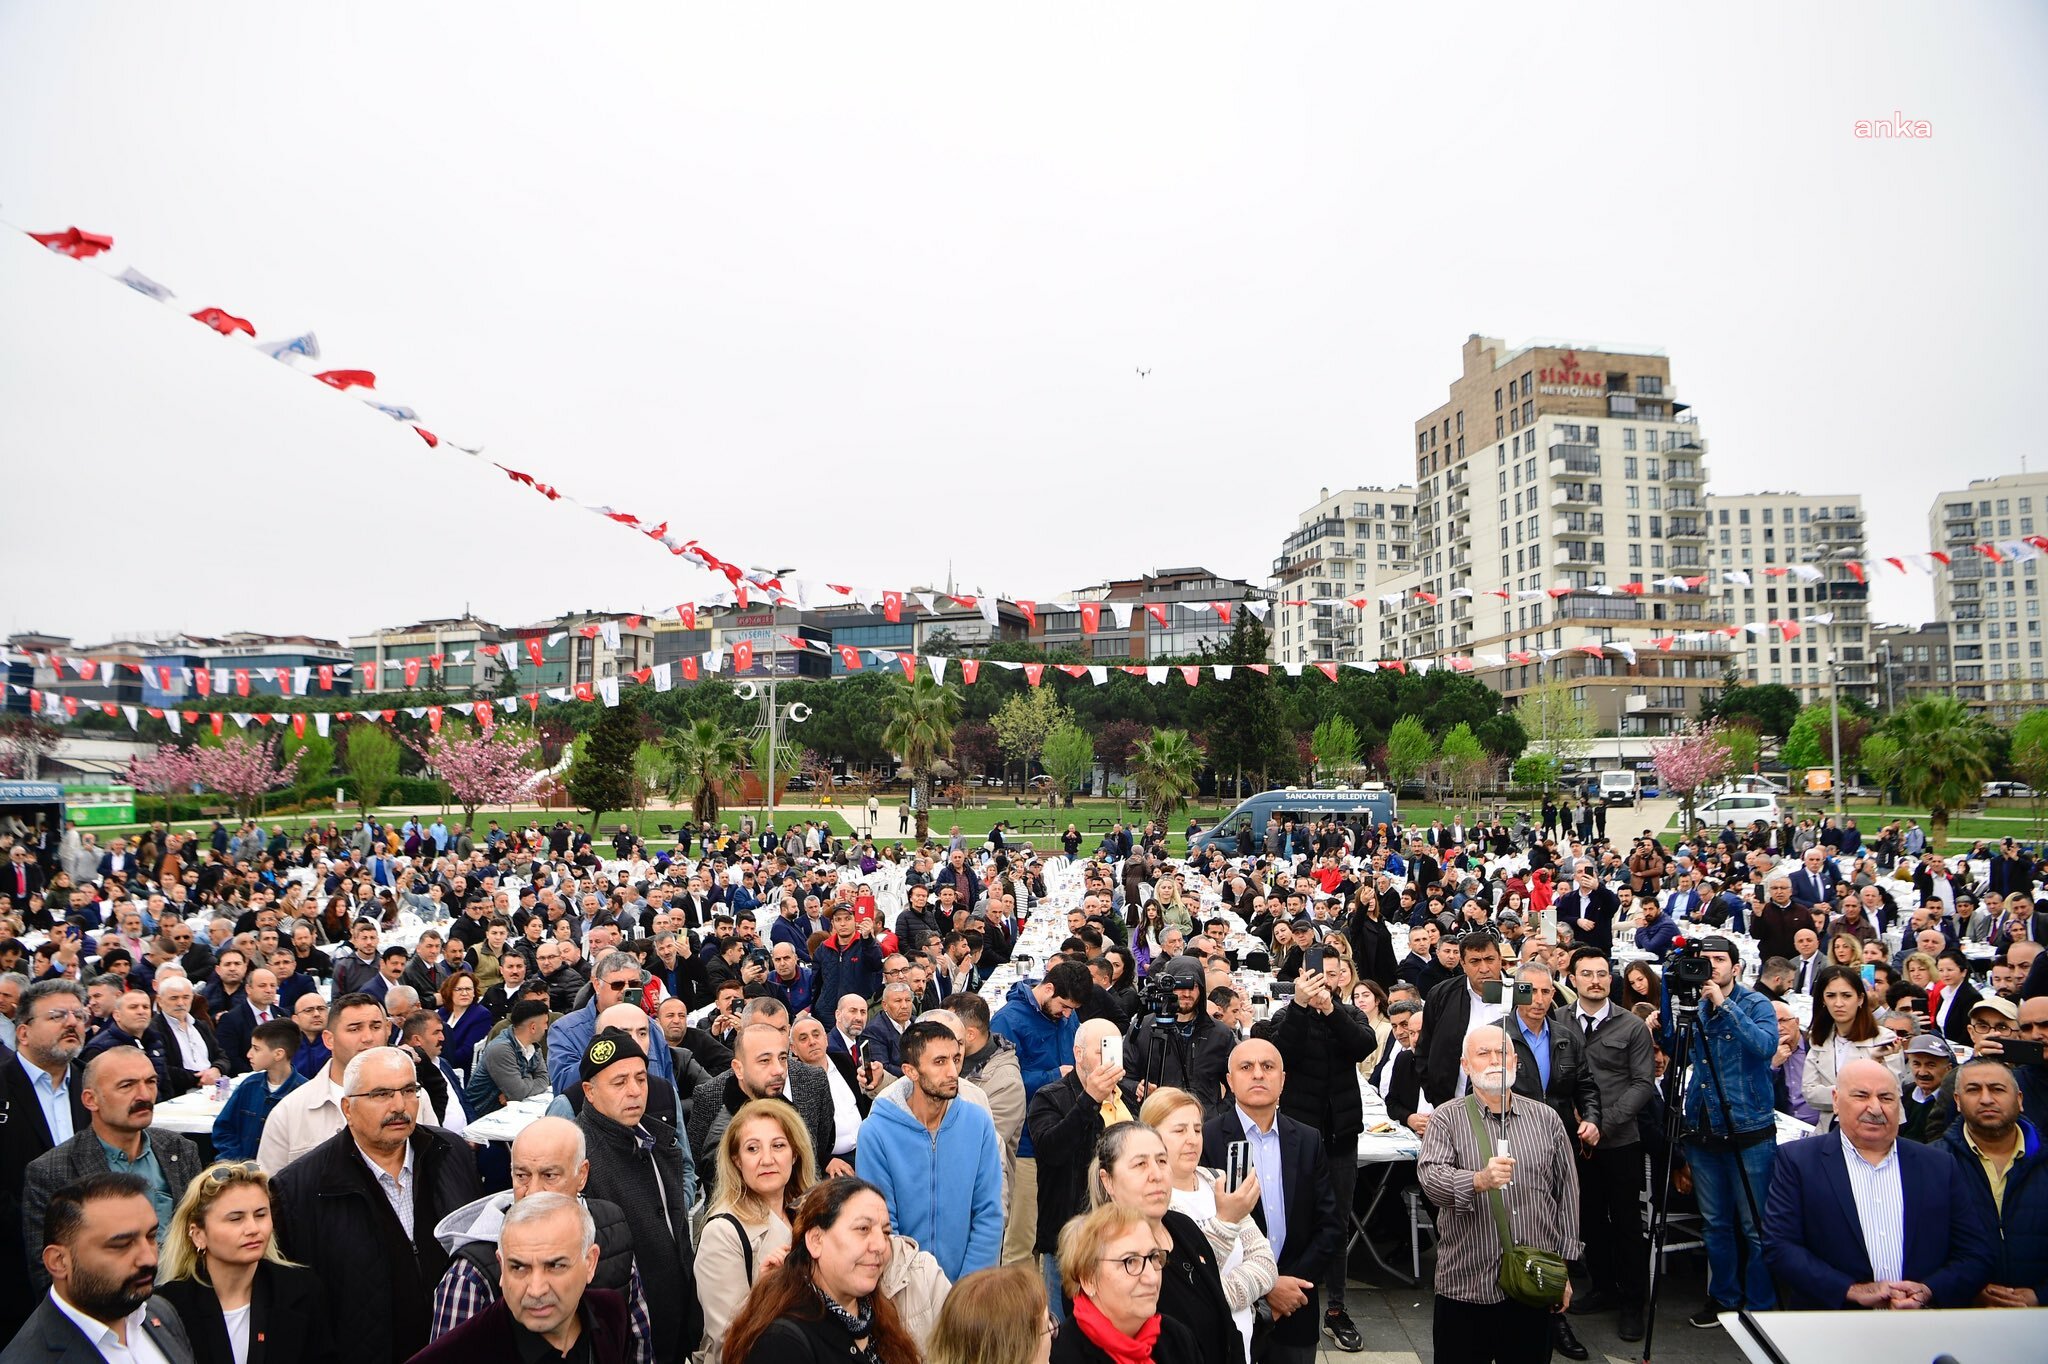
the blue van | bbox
[1189,787,1399,858]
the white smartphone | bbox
[1100,1034,1123,1071]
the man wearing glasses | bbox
[258,992,447,1172]
[544,952,679,1097]
[0,980,93,1340]
[272,1045,481,1364]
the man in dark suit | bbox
[1418,931,1509,1106]
[1789,847,1835,910]
[1752,873,1821,964]
[5,847,44,913]
[1554,866,1620,956]
[1762,1058,1997,1309]
[860,984,914,1076]
[94,838,141,884]
[21,1048,200,1296]
[1371,1001,1428,1133]
[1565,948,1658,1341]
[1,1171,197,1364]
[1202,1038,1339,1364]
[145,979,226,1099]
[212,969,283,1077]
[0,980,94,1341]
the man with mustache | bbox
[21,1047,199,1295]
[410,1192,633,1364]
[270,1046,481,1364]
[0,981,94,1340]
[3,1171,196,1364]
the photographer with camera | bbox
[1667,935,1781,1327]
[1125,955,1233,1116]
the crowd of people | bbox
[0,796,2045,1364]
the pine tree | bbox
[569,698,643,830]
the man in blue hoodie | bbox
[856,1018,1004,1280]
[990,960,1089,1265]
[1943,1057,2048,1306]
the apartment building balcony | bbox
[1548,445,1602,477]
[1665,491,1702,511]
[1665,459,1707,485]
[1667,517,1708,541]
[1551,484,1601,507]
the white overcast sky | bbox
[2,2,2043,646]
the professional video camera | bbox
[1666,937,1715,1005]
[1143,956,1201,1021]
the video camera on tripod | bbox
[1665,936,1716,1005]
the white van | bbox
[1693,791,1781,830]
[1598,770,1641,808]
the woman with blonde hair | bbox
[1053,1202,1201,1364]
[1138,1088,1274,1364]
[694,1098,817,1363]
[926,1264,1053,1364]
[156,1161,336,1364]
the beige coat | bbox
[881,1233,950,1349]
[1800,1029,1906,1131]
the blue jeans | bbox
[1042,1253,1067,1323]
[1686,1140,1777,1309]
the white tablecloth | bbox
[151,1080,248,1136]
[466,1094,555,1143]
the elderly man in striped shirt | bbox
[1418,1024,1582,1363]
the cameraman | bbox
[1124,954,1232,1115]
[1670,934,1781,1325]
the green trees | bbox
[1192,615,1290,792]
[1308,715,1362,785]
[1439,722,1488,801]
[881,673,963,840]
[991,689,1072,788]
[1129,728,1205,821]
[1515,680,1594,774]
[1884,697,1996,847]
[1722,723,1761,779]
[1778,705,1828,775]
[1386,715,1433,789]
[1710,678,1802,739]
[568,699,643,830]
[343,726,401,816]
[664,717,748,825]
[2006,709,2048,834]
[1040,724,1095,807]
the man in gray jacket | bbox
[1564,948,1659,1343]
[464,1000,552,1118]
[21,1049,199,1295]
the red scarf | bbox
[1071,1293,1160,1364]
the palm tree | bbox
[1129,727,1205,821]
[881,673,962,841]
[1884,696,1995,848]
[661,717,748,826]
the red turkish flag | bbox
[1846,561,1866,583]
[631,668,652,685]
[190,307,255,337]
[525,639,545,665]
[155,666,173,691]
[579,625,600,639]
[1057,664,1088,678]
[30,227,114,258]
[1779,621,1803,641]
[948,595,976,609]
[292,714,306,738]
[882,592,903,624]
[181,710,198,723]
[76,659,96,680]
[62,697,78,717]
[625,615,642,630]
[477,703,494,733]
[1180,666,1200,686]
[839,646,863,670]
[1979,544,2005,563]
[574,683,595,703]
[318,665,333,690]
[1120,666,1146,677]
[255,713,273,725]
[897,653,918,680]
[428,706,444,732]
[414,427,439,447]
[1080,603,1101,634]
[234,669,251,696]
[961,660,981,685]
[428,654,444,671]
[1246,663,1270,675]
[209,713,224,736]
[523,695,539,714]
[677,603,697,630]
[734,641,755,672]
[381,709,396,723]
[403,658,421,687]
[1023,664,1045,687]
[1315,663,1338,682]
[1381,660,1407,675]
[681,657,700,682]
[99,702,117,716]
[26,689,40,715]
[313,369,376,390]
[1145,604,1169,629]
[195,668,212,697]
[1619,581,1645,596]
[1015,600,1037,631]
[1213,601,1233,624]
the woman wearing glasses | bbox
[1086,1122,1238,1364]
[1053,1202,1201,1364]
[157,1162,335,1364]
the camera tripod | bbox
[1637,994,1770,1364]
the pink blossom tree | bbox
[127,745,204,822]
[410,730,539,830]
[190,735,305,819]
[1649,722,1735,831]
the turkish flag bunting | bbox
[428,706,443,732]
[1057,664,1088,678]
[961,660,981,685]
[30,226,115,258]
[839,646,863,670]
[883,592,903,624]
[1316,663,1338,682]
[579,625,599,638]
[1145,604,1169,629]
[1246,663,1269,675]
[210,713,224,736]
[1023,664,1045,687]
[181,710,198,722]
[156,666,174,691]
[681,657,699,681]
[1015,600,1037,631]
[1080,603,1100,634]
[254,713,272,725]
[1120,666,1145,677]
[525,639,545,665]
[625,615,642,630]
[897,653,918,680]
[1179,666,1200,686]
[574,683,595,702]
[523,694,539,714]
[1214,601,1233,624]
[1846,561,1866,583]
[234,669,251,696]
[428,654,444,670]
[313,369,376,390]
[381,710,397,723]
[62,697,78,717]
[1381,660,1407,674]
[734,641,754,672]
[403,658,421,687]
[318,665,333,690]
[1619,582,1645,595]
[292,714,306,738]
[632,668,652,685]
[190,307,255,337]
[948,595,976,609]
[477,702,493,732]
[677,604,697,629]
[100,702,117,716]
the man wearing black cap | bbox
[573,1028,700,1364]
[1124,955,1233,1115]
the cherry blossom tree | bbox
[190,735,305,819]
[0,718,61,780]
[1649,722,1735,831]
[126,745,204,821]
[410,729,539,829]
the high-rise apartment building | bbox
[1927,473,2048,720]
[1403,335,1726,734]
[1269,487,1414,665]
[1701,492,1870,706]
[1873,621,1952,712]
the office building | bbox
[1403,335,1727,734]
[1269,487,1414,665]
[1702,492,1870,706]
[1927,473,2048,719]
[1031,568,1265,662]
[351,617,508,695]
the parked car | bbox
[1693,791,1782,830]
[1983,781,2036,799]
[1598,770,1641,808]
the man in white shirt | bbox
[145,981,222,1097]
[257,992,442,1172]
[12,1171,195,1364]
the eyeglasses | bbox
[200,1160,265,1190]
[36,1008,89,1024]
[1100,1250,1170,1276]
[348,1083,422,1103]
